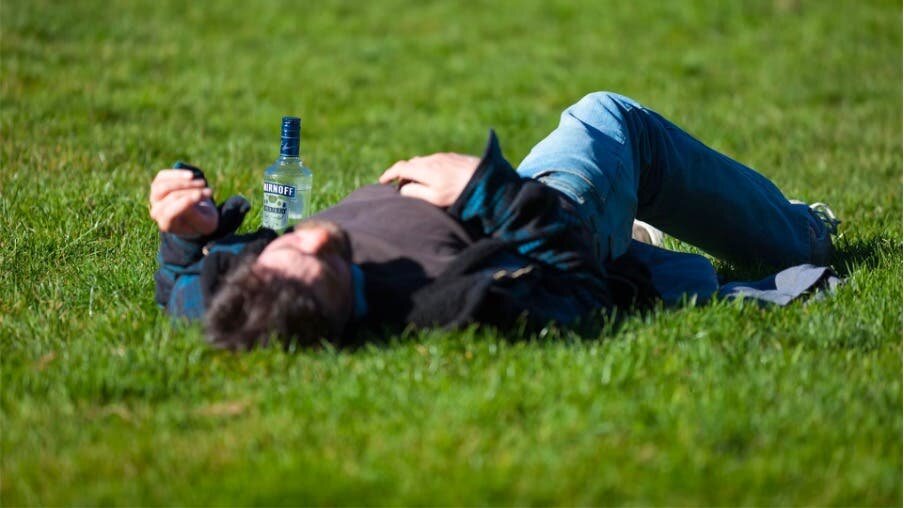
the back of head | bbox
[204,256,332,350]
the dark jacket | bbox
[155,132,648,331]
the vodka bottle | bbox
[262,116,313,230]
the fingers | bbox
[398,182,437,204]
[379,153,477,184]
[379,159,436,185]
[150,177,207,204]
[150,188,210,224]
[378,160,411,184]
[150,169,207,203]
[150,188,212,231]
[154,169,196,181]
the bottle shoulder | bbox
[264,157,313,177]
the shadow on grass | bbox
[831,235,900,277]
[340,303,641,352]
[710,233,900,282]
[307,234,903,352]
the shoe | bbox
[790,200,840,265]
[632,219,665,247]
[790,200,842,235]
[807,202,841,235]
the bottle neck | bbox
[280,137,300,158]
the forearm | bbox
[152,194,251,311]
[154,233,205,309]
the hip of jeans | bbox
[521,167,635,265]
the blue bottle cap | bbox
[281,116,301,137]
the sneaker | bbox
[807,202,841,235]
[790,200,840,265]
[790,200,842,234]
[632,219,665,247]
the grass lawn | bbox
[2,0,901,505]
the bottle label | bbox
[263,182,296,198]
[262,181,297,230]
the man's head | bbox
[205,220,354,350]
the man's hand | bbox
[149,169,219,238]
[378,153,480,208]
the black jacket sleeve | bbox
[443,130,611,325]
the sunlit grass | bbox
[1,0,900,504]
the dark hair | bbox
[204,255,332,350]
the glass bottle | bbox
[262,116,313,231]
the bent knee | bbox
[562,91,644,141]
[574,91,642,112]
[566,91,644,128]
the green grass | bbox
[1,0,901,505]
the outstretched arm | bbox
[149,166,219,318]
[150,164,252,319]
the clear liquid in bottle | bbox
[262,116,313,231]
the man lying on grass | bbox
[150,91,840,349]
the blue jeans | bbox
[517,92,830,268]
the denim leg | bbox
[517,91,828,268]
[517,92,642,264]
